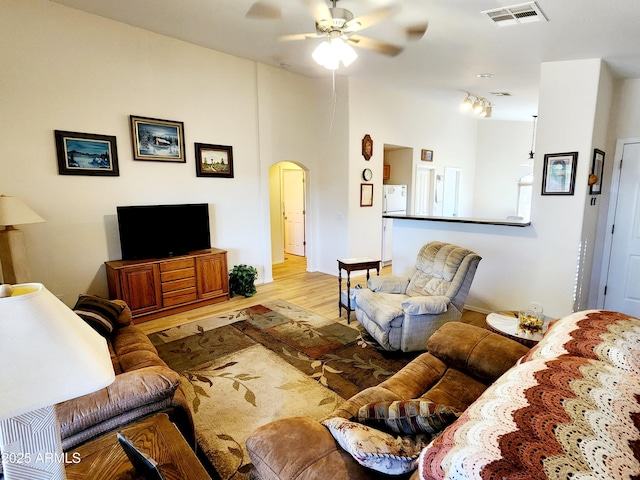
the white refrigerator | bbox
[382,185,407,266]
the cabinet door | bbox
[119,264,162,314]
[196,254,229,299]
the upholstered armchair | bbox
[354,242,481,352]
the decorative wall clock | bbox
[362,168,372,181]
[362,134,373,160]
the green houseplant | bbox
[229,264,258,297]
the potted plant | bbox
[229,264,258,297]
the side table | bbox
[338,257,380,323]
[485,311,549,348]
[65,413,211,480]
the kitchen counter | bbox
[382,213,531,227]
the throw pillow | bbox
[73,294,125,337]
[357,399,461,435]
[321,417,431,475]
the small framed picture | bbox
[130,115,186,163]
[421,149,433,162]
[54,130,119,176]
[542,152,578,195]
[194,143,234,178]
[590,149,605,195]
[360,183,373,207]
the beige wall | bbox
[3,1,638,316]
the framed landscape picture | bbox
[130,115,185,163]
[541,152,578,195]
[195,143,234,178]
[54,130,119,176]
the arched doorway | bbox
[269,162,307,270]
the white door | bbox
[443,167,461,217]
[283,169,306,256]
[415,165,435,215]
[604,141,640,315]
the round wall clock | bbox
[362,168,373,181]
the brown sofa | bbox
[55,300,194,451]
[245,322,529,480]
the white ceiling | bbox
[49,0,640,121]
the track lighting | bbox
[460,92,493,118]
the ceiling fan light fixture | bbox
[312,37,358,70]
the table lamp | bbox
[0,283,115,480]
[0,195,45,284]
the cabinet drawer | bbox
[161,267,195,283]
[163,288,197,307]
[162,277,196,293]
[160,258,195,272]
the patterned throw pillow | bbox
[73,294,125,337]
[357,399,461,435]
[321,417,431,475]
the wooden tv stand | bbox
[105,248,229,323]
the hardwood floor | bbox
[137,255,486,335]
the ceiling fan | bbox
[246,0,428,69]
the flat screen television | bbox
[117,203,211,260]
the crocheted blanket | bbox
[418,309,640,479]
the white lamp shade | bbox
[0,196,44,227]
[0,284,115,420]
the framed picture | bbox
[589,149,605,195]
[362,134,373,161]
[421,149,433,162]
[195,143,234,178]
[54,130,119,176]
[360,183,373,207]
[542,152,578,195]
[130,115,185,163]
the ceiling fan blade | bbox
[348,34,404,57]
[344,4,401,32]
[406,22,429,41]
[245,1,282,20]
[279,32,323,42]
[303,0,333,24]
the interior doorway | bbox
[602,140,640,316]
[269,162,307,270]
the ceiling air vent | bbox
[482,2,548,27]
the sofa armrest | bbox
[246,417,379,480]
[57,365,181,439]
[426,322,530,383]
[367,275,410,293]
[402,295,450,315]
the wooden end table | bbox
[65,413,211,480]
[485,311,549,348]
[338,257,380,323]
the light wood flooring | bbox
[137,255,486,335]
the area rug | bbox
[149,300,417,480]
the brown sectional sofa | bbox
[247,310,640,480]
[56,300,194,451]
[246,322,529,480]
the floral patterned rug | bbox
[149,300,417,480]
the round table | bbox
[485,311,549,348]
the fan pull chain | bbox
[329,69,337,132]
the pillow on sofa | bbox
[73,294,125,337]
[357,399,461,435]
[321,417,431,475]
